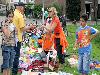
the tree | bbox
[66,0,81,21]
[80,0,85,16]
[49,2,63,16]
[33,4,42,18]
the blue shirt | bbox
[76,25,98,54]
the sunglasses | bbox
[8,15,13,18]
[48,11,52,12]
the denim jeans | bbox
[12,42,21,74]
[2,46,16,69]
[78,52,91,74]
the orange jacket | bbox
[42,33,53,51]
[51,16,68,54]
[52,30,69,54]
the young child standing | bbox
[74,14,99,75]
[1,10,16,75]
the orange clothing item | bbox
[52,31,69,54]
[38,39,43,46]
[42,33,53,51]
[51,16,69,54]
[77,29,91,48]
[51,16,63,34]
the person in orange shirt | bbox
[42,7,68,64]
[37,17,53,54]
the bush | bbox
[33,4,42,19]
[66,0,81,21]
[25,3,34,17]
[25,3,42,18]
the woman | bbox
[42,7,68,64]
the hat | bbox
[14,2,25,6]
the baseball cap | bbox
[14,2,25,6]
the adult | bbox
[42,7,68,64]
[12,2,35,75]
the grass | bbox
[59,24,100,75]
[0,24,100,75]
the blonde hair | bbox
[48,7,57,15]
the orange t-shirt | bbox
[77,29,91,48]
[51,16,63,34]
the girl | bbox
[1,10,16,75]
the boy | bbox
[74,14,99,75]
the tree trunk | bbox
[80,0,85,16]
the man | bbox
[12,2,35,75]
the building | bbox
[34,0,99,20]
[0,0,100,20]
[97,0,100,19]
[84,0,98,20]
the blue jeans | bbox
[2,46,16,69]
[78,52,90,74]
[12,42,21,74]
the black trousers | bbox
[55,38,65,64]
[12,42,21,75]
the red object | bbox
[31,60,45,71]
[18,68,23,73]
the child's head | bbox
[6,10,14,22]
[80,14,88,27]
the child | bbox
[1,10,16,75]
[74,14,99,75]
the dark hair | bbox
[80,14,88,21]
[6,10,14,17]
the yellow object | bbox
[31,39,34,43]
[13,9,25,42]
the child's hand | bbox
[2,27,10,38]
[73,47,77,50]
[73,43,78,50]
[30,25,36,30]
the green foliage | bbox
[25,3,34,17]
[25,3,42,18]
[49,2,63,16]
[33,4,42,18]
[66,0,81,21]
[65,24,100,74]
[1,24,100,75]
